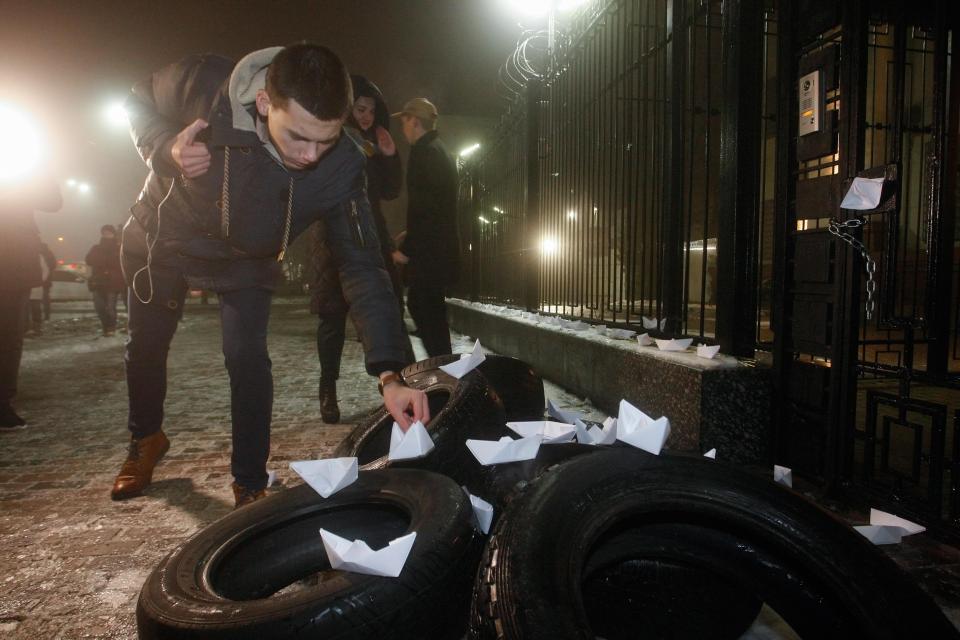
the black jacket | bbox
[0,177,62,292]
[401,130,460,285]
[122,52,407,373]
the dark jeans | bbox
[125,284,274,491]
[92,289,119,332]
[0,289,29,404]
[407,280,452,357]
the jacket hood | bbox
[228,46,283,133]
[349,75,390,131]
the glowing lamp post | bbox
[0,102,44,185]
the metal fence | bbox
[456,0,778,348]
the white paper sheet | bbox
[703,448,717,459]
[290,457,358,498]
[320,529,417,577]
[462,487,494,534]
[854,525,906,545]
[840,176,884,210]
[267,470,278,487]
[655,338,693,352]
[507,420,576,443]
[388,421,435,461]
[575,417,618,446]
[637,333,655,347]
[547,399,583,425]
[773,464,793,488]
[697,344,721,359]
[466,435,542,465]
[615,399,671,455]
[439,339,486,378]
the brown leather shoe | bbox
[319,378,340,424]
[232,482,267,509]
[110,430,170,500]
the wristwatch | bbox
[378,372,406,395]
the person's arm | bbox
[317,156,429,429]
[125,54,232,177]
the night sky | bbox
[1,0,529,260]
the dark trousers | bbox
[407,280,452,357]
[92,289,119,332]
[125,285,274,490]
[0,289,29,404]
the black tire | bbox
[470,448,958,640]
[333,366,507,474]
[137,469,483,639]
[580,528,763,640]
[401,354,545,421]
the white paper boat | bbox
[773,464,793,488]
[320,529,416,577]
[637,333,654,347]
[642,316,666,330]
[466,435,541,465]
[655,338,693,352]
[575,418,618,446]
[697,344,721,359]
[507,420,576,443]
[703,448,717,459]
[439,339,486,378]
[547,399,583,425]
[388,421,435,461]
[604,328,636,340]
[616,399,671,455]
[462,487,494,534]
[290,457,358,498]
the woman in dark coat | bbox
[310,75,414,423]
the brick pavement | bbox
[1,298,959,638]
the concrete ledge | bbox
[446,298,770,463]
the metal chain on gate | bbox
[827,217,877,320]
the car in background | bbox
[48,262,90,300]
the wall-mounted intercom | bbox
[798,70,821,136]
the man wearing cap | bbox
[392,98,460,357]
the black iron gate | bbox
[772,0,960,532]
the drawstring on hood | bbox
[220,46,293,261]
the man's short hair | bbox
[414,115,437,131]
[266,43,353,120]
[100,224,116,235]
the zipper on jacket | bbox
[349,200,366,248]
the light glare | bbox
[541,236,559,255]
[105,101,129,127]
[0,102,43,184]
[459,142,481,158]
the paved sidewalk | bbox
[0,298,400,638]
[1,298,959,638]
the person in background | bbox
[26,242,56,335]
[391,98,460,357]
[0,175,62,431]
[85,224,125,337]
[310,75,414,423]
[40,243,55,321]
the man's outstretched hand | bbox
[383,383,430,432]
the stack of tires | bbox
[137,357,958,639]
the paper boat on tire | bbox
[290,457,358,498]
[575,417,617,446]
[507,420,576,443]
[615,399,671,455]
[320,529,416,577]
[547,399,583,425]
[388,421,434,461]
[466,435,541,465]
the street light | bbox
[104,100,129,128]
[77,182,91,194]
[0,102,43,185]
[459,143,481,158]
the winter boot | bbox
[319,378,341,424]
